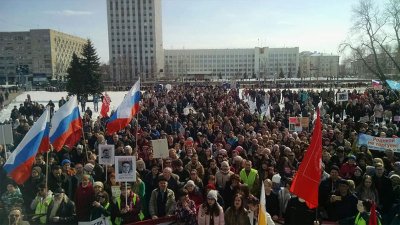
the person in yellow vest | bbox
[239,160,260,196]
[111,183,144,225]
[30,183,53,224]
[90,191,111,224]
[354,200,382,225]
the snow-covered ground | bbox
[0,87,366,122]
[0,91,129,122]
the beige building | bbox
[299,51,339,79]
[350,53,399,79]
[0,29,86,84]
[164,47,299,80]
[107,0,164,85]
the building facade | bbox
[164,47,299,80]
[0,29,86,84]
[350,53,399,79]
[299,51,339,79]
[107,0,164,85]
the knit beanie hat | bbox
[84,163,94,172]
[207,190,218,201]
[32,166,42,174]
[221,161,229,167]
[61,159,71,166]
[272,173,281,184]
[185,180,195,188]
[93,181,104,188]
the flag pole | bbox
[81,125,89,162]
[105,165,108,182]
[135,78,141,155]
[125,181,128,207]
[45,146,50,191]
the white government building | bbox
[106,0,339,81]
[164,47,300,80]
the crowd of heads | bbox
[0,84,400,224]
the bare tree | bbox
[340,0,400,83]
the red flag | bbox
[290,108,322,209]
[100,93,111,117]
[369,201,378,225]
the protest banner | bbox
[115,156,136,182]
[358,134,400,152]
[111,186,121,198]
[78,216,110,225]
[152,139,169,158]
[337,92,348,102]
[289,117,309,132]
[98,144,115,165]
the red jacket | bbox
[340,163,357,179]
[75,183,95,221]
[188,190,203,210]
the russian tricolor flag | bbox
[107,79,141,135]
[50,96,83,151]
[4,109,50,184]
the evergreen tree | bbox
[287,68,292,78]
[81,39,104,96]
[252,73,257,79]
[279,68,284,79]
[66,53,84,96]
[243,73,248,80]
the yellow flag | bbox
[258,181,268,225]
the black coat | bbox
[284,197,316,225]
[46,196,76,224]
[373,175,394,213]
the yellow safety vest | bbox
[90,202,112,224]
[115,194,145,225]
[240,169,258,189]
[34,195,53,224]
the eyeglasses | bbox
[9,214,20,217]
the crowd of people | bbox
[0,84,399,225]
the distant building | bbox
[164,47,299,80]
[107,0,164,85]
[350,53,399,79]
[299,51,339,79]
[0,29,86,84]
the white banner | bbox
[78,216,110,225]
[152,139,169,159]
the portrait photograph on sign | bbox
[98,144,115,165]
[115,156,136,182]
[337,92,348,102]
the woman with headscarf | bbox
[185,180,204,210]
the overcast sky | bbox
[0,0,359,63]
